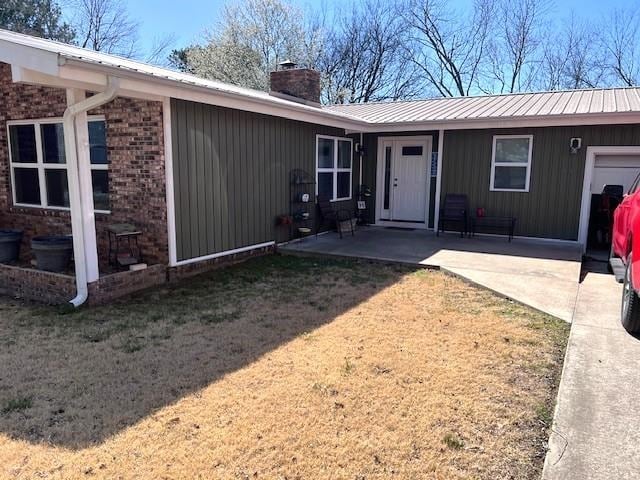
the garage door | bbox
[591,155,640,194]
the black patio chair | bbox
[437,193,469,237]
[317,195,355,239]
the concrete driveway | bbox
[281,227,582,321]
[543,272,640,479]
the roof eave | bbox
[345,112,640,133]
[3,35,640,133]
[56,56,368,131]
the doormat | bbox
[385,227,416,231]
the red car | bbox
[611,174,640,333]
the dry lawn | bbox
[0,255,569,479]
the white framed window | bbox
[490,134,533,192]
[316,135,353,201]
[7,116,110,213]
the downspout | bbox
[359,132,364,187]
[63,77,120,307]
[433,129,445,232]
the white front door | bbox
[392,140,429,222]
[377,137,431,224]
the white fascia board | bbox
[16,67,164,102]
[3,45,58,76]
[0,40,60,76]
[349,112,640,133]
[12,66,105,93]
[15,66,164,102]
[57,61,364,131]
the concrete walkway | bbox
[543,273,640,479]
[281,227,582,321]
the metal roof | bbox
[2,29,640,130]
[0,29,362,126]
[325,88,640,124]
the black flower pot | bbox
[31,235,73,273]
[0,229,23,263]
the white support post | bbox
[433,129,445,232]
[163,97,178,266]
[67,89,100,282]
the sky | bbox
[122,0,634,57]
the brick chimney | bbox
[269,60,321,105]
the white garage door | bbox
[591,155,640,194]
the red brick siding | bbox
[0,62,168,267]
[0,263,76,304]
[87,264,167,305]
[269,68,321,104]
[167,245,275,282]
[92,97,168,266]
[0,245,274,305]
[0,262,166,305]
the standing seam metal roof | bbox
[325,87,640,123]
[2,29,640,127]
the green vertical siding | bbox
[170,98,354,261]
[441,125,640,240]
[360,125,640,240]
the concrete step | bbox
[609,257,625,283]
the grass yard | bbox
[0,255,568,479]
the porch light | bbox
[570,137,582,154]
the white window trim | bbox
[489,134,533,192]
[7,115,111,214]
[316,134,353,202]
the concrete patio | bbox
[281,226,583,322]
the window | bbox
[490,135,533,192]
[8,118,110,212]
[316,135,353,201]
[383,146,392,210]
[402,146,423,156]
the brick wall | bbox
[0,245,274,305]
[167,245,275,282]
[0,62,168,268]
[0,262,166,305]
[269,68,321,104]
[87,264,167,305]
[93,97,168,266]
[0,263,76,304]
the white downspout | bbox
[63,77,120,307]
[433,129,445,232]
[359,132,364,187]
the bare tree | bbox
[182,42,265,90]
[602,7,640,87]
[224,0,311,85]
[540,15,605,90]
[71,0,139,57]
[486,0,549,94]
[401,0,493,97]
[145,33,177,67]
[320,0,421,104]
[178,0,314,90]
